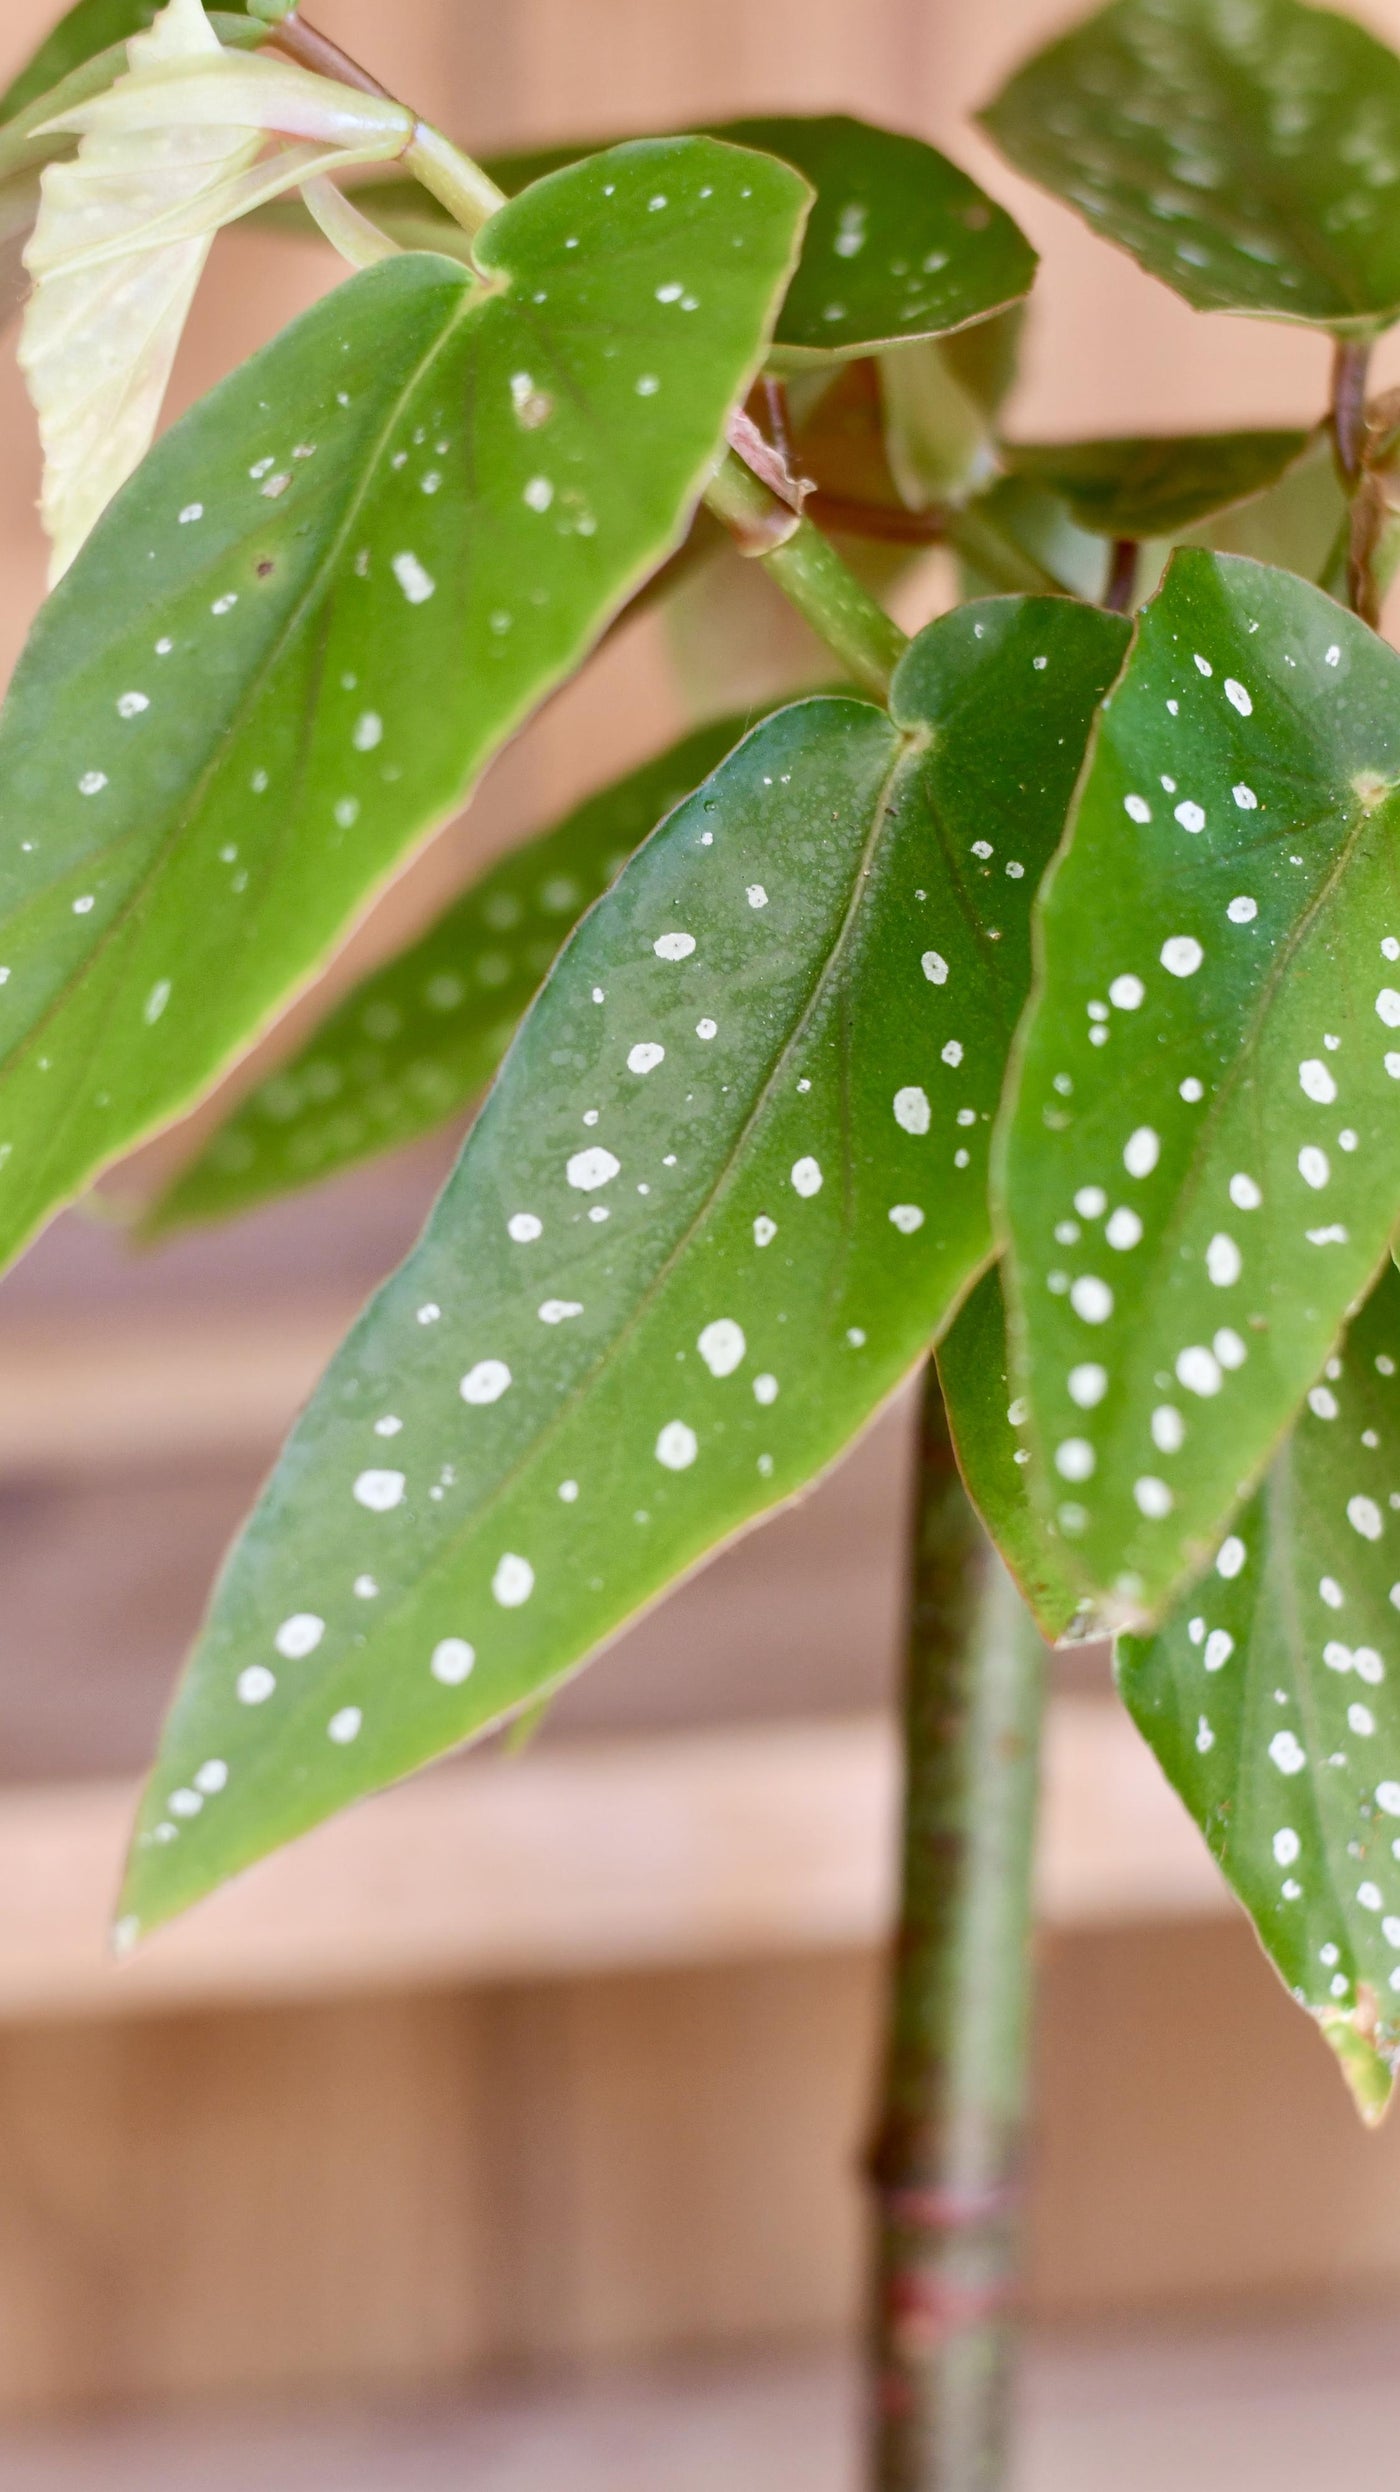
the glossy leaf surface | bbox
[938,1262,1083,1641]
[0,138,808,1277]
[1006,431,1313,540]
[148,714,759,1231]
[1120,1260,1400,2120]
[121,596,1126,1932]
[329,116,1037,364]
[999,549,1400,1633]
[983,0,1400,335]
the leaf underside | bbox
[0,136,808,1279]
[146,712,765,1232]
[120,594,1126,1935]
[1121,1258,1400,2123]
[998,548,1400,1635]
[1005,431,1313,540]
[982,0,1400,333]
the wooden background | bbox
[3,0,1400,2429]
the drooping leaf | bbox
[146,712,764,1232]
[280,116,1037,365]
[983,0,1400,334]
[119,595,1127,1934]
[0,11,262,338]
[1120,1259,1400,2121]
[1005,431,1313,540]
[998,547,1400,1636]
[0,137,809,1279]
[937,1261,1085,1640]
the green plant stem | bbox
[1330,337,1377,619]
[270,12,505,235]
[705,449,908,699]
[868,1362,1046,2492]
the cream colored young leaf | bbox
[18,0,412,584]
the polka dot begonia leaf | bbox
[997,548,1400,1635]
[145,712,766,1233]
[1120,1258,1400,2123]
[982,0,1400,336]
[0,134,810,1279]
[314,115,1038,368]
[120,595,1126,1935]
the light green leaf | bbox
[983,0,1400,335]
[0,10,261,334]
[937,1261,1085,1640]
[1120,1258,1400,2122]
[303,115,1037,365]
[146,712,763,1232]
[998,547,1400,1634]
[0,137,808,1278]
[119,595,1126,1933]
[1005,431,1313,540]
[0,4,258,130]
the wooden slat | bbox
[0,1307,363,1478]
[0,1702,1228,2026]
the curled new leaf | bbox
[20,0,411,580]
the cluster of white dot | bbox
[1171,1328,1400,2016]
[1027,615,1400,1556]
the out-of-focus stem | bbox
[867,1363,1046,2492]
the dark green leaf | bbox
[998,548,1400,1635]
[938,1261,1085,1640]
[983,0,1400,334]
[955,475,1110,602]
[1182,429,1347,584]
[146,713,763,1232]
[0,138,808,1278]
[709,117,1036,366]
[1120,1258,1400,2121]
[119,595,1126,1933]
[1006,431,1313,540]
[324,116,1037,364]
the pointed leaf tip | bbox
[1323,1997,1395,2127]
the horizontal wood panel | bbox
[2,1702,1227,2027]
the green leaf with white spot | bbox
[146,712,763,1232]
[1120,1258,1400,2122]
[0,136,809,1278]
[304,116,1036,366]
[120,595,1126,1932]
[997,548,1400,1636]
[1005,432,1314,541]
[938,1261,1085,1640]
[983,0,1400,335]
